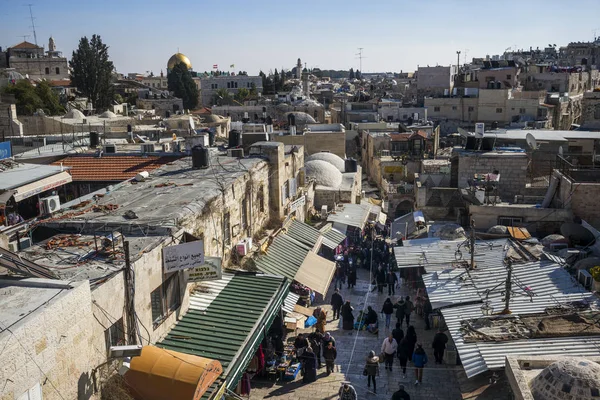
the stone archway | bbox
[394,200,413,219]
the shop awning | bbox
[295,251,336,295]
[282,291,300,314]
[0,190,16,209]
[13,171,72,202]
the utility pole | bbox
[502,261,513,314]
[123,241,138,345]
[456,50,461,71]
[469,218,476,269]
[356,48,365,73]
[26,4,38,46]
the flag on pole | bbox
[230,64,235,69]
[213,64,218,69]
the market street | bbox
[250,267,463,400]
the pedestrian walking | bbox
[392,322,404,345]
[376,266,386,294]
[404,296,414,327]
[381,297,394,329]
[405,325,417,361]
[394,297,407,327]
[334,264,345,290]
[392,383,411,400]
[341,301,354,330]
[323,340,337,375]
[387,270,398,296]
[315,307,327,334]
[423,298,432,330]
[331,289,344,320]
[397,336,410,378]
[432,329,449,364]
[322,332,336,348]
[302,346,318,383]
[338,382,357,400]
[347,266,357,289]
[364,350,380,394]
[412,344,428,385]
[308,331,323,369]
[381,333,398,371]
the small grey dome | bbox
[99,111,117,118]
[285,111,316,125]
[307,152,345,172]
[531,358,600,400]
[305,160,342,188]
[65,109,85,119]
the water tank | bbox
[89,131,100,148]
[345,158,358,173]
[481,137,495,151]
[191,146,209,169]
[228,130,242,148]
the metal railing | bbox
[383,179,414,195]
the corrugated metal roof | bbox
[159,274,287,391]
[321,226,346,249]
[327,203,371,229]
[188,274,234,312]
[254,235,311,280]
[432,249,600,378]
[283,291,300,313]
[286,220,322,248]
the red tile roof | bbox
[11,41,42,50]
[389,133,412,142]
[52,156,180,182]
[47,80,72,87]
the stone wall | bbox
[469,204,571,235]
[271,131,346,158]
[9,57,69,81]
[0,281,96,400]
[455,151,528,201]
[555,170,600,227]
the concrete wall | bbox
[0,281,97,400]
[137,98,184,118]
[417,66,453,90]
[271,131,346,158]
[455,151,529,201]
[555,170,600,227]
[469,204,571,235]
[581,91,600,130]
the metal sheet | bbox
[282,291,300,314]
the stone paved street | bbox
[250,268,464,400]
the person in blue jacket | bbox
[411,343,428,385]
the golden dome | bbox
[167,53,192,70]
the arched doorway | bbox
[394,200,413,219]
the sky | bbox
[2,0,600,76]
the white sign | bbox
[186,257,222,282]
[163,241,205,273]
[475,122,485,137]
[289,195,306,213]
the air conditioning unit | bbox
[104,144,117,154]
[578,269,593,290]
[8,237,32,252]
[162,142,172,152]
[39,195,61,215]
[227,148,244,158]
[236,239,250,256]
[140,144,155,153]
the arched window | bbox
[55,67,60,74]
[45,67,49,75]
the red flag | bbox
[213,64,218,69]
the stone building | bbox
[581,91,600,130]
[199,75,263,107]
[416,65,456,102]
[6,38,69,81]
[270,123,346,158]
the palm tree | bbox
[212,88,233,106]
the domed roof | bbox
[305,160,343,188]
[285,111,316,125]
[306,152,346,172]
[99,111,117,119]
[65,109,85,119]
[532,358,600,400]
[167,52,192,70]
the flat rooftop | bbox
[0,159,69,190]
[40,155,266,233]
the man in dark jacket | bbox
[432,329,449,364]
[322,340,337,375]
[386,270,398,296]
[391,383,411,400]
[394,298,407,327]
[376,266,386,294]
[330,289,344,320]
[308,331,323,368]
[322,332,336,348]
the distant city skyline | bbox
[1,0,600,76]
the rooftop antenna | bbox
[464,49,469,64]
[26,4,38,46]
[19,34,30,43]
[356,48,365,72]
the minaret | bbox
[296,58,302,79]
[48,36,56,52]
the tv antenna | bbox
[356,48,366,72]
[19,35,30,43]
[26,4,38,46]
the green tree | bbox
[3,80,43,115]
[167,62,199,109]
[249,82,257,97]
[234,88,250,103]
[212,88,233,106]
[349,68,355,80]
[35,81,64,115]
[273,69,281,92]
[356,69,362,80]
[70,34,114,111]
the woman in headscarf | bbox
[302,346,317,383]
[341,301,354,330]
[364,350,380,394]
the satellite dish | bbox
[560,223,596,247]
[188,116,196,131]
[526,133,538,150]
[558,146,564,156]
